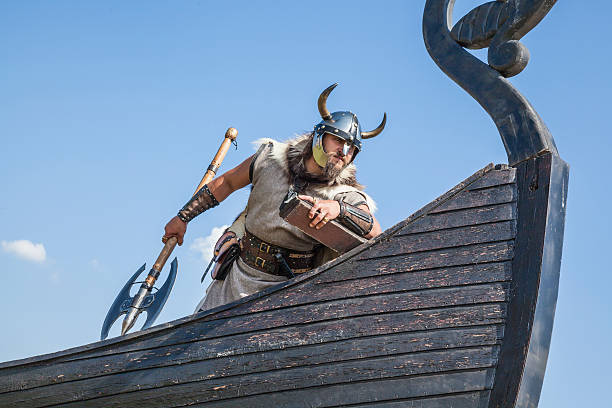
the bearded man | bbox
[163,84,386,312]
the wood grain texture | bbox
[359,221,515,259]
[3,329,502,406]
[430,184,516,214]
[336,391,491,408]
[0,163,522,408]
[465,167,515,190]
[41,348,499,408]
[398,203,516,235]
[1,325,503,395]
[2,283,509,376]
[319,241,514,283]
[193,371,495,408]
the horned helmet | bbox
[312,83,386,168]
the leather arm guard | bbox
[177,184,219,222]
[337,199,374,237]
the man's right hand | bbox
[163,216,187,246]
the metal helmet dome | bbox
[312,83,386,167]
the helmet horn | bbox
[361,113,387,139]
[318,83,338,121]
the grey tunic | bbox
[195,139,373,313]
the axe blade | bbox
[101,258,179,340]
[142,257,178,331]
[101,263,146,340]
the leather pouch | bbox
[211,231,241,280]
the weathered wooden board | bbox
[361,221,516,259]
[240,261,512,313]
[430,184,516,214]
[319,241,514,283]
[1,325,503,395]
[193,371,494,408]
[334,391,491,408]
[3,329,502,406]
[41,347,499,407]
[398,202,516,235]
[0,282,508,384]
[465,167,515,190]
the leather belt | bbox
[240,229,315,277]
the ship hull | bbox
[0,153,567,407]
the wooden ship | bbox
[0,1,568,407]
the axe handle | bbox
[193,128,238,195]
[152,127,238,273]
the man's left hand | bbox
[298,195,340,230]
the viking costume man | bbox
[163,84,386,312]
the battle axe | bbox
[101,128,238,340]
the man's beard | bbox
[322,156,346,180]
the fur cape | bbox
[253,134,377,212]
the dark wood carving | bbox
[424,0,559,165]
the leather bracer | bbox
[177,184,219,222]
[337,199,374,237]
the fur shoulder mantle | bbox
[253,134,377,212]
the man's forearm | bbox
[365,216,382,239]
[177,184,219,222]
[336,200,375,237]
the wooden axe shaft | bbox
[152,127,238,274]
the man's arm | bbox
[298,196,382,239]
[205,154,253,202]
[360,205,382,238]
[163,154,253,245]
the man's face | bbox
[322,133,355,168]
[319,133,355,179]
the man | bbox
[163,83,386,312]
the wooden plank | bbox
[430,184,516,214]
[380,164,496,232]
[320,241,514,283]
[244,261,512,309]
[193,371,494,408]
[3,327,503,406]
[466,167,515,191]
[7,293,507,397]
[337,391,490,408]
[45,347,499,407]
[51,280,509,364]
[398,203,516,235]
[356,221,515,260]
[0,305,505,396]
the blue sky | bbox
[1,1,610,406]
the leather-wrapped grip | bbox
[337,199,373,236]
[177,184,219,222]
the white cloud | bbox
[190,225,230,262]
[1,239,47,263]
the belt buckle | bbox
[259,242,270,253]
[255,257,266,268]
